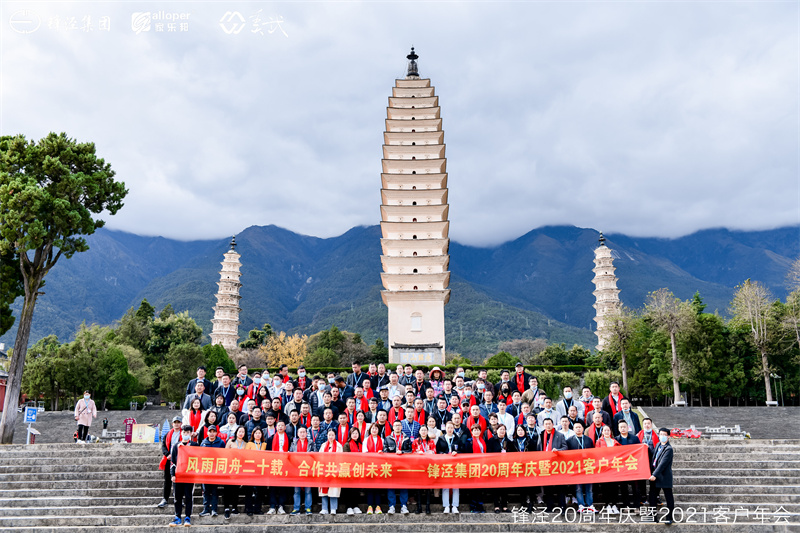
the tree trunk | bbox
[761,348,773,403]
[620,344,628,394]
[669,331,681,406]
[0,291,39,443]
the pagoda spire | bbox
[380,51,450,364]
[591,232,621,351]
[406,46,420,78]
[210,237,243,352]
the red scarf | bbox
[607,393,622,417]
[271,432,289,451]
[516,413,529,427]
[542,430,554,452]
[189,410,202,431]
[413,409,427,426]
[472,435,486,454]
[299,413,311,427]
[203,425,219,440]
[297,377,307,390]
[355,397,368,412]
[515,373,525,392]
[322,440,338,453]
[394,433,404,451]
[366,435,383,453]
[388,407,404,426]
[468,415,486,432]
[337,424,349,444]
[588,423,605,444]
[355,421,367,439]
[296,438,308,452]
[346,439,360,452]
[415,437,433,454]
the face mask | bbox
[458,372,465,378]
[274,380,281,387]
[465,391,472,397]
[181,433,191,442]
[477,385,485,391]
[254,378,261,384]
[298,371,306,377]
[564,392,572,399]
[237,390,244,395]
[84,395,90,400]
[623,408,630,413]
[659,435,669,444]
[328,378,335,384]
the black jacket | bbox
[566,434,594,451]
[436,434,464,454]
[383,433,413,454]
[511,436,537,452]
[651,442,674,488]
[536,430,568,452]
[169,441,199,477]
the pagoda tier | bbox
[380,48,450,365]
[210,237,243,352]
[591,234,622,351]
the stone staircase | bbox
[0,439,797,531]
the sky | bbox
[1,1,798,247]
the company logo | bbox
[9,10,41,34]
[219,11,246,34]
[131,12,151,34]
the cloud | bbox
[2,1,797,246]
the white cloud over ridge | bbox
[1,1,797,246]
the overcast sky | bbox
[2,1,797,246]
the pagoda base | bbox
[390,343,444,365]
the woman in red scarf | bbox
[244,427,266,515]
[342,427,363,515]
[413,425,436,514]
[353,411,367,441]
[186,398,203,442]
[594,425,620,515]
[319,429,343,515]
[361,424,384,514]
[199,410,220,442]
[223,425,247,519]
[467,424,486,513]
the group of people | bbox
[160,361,675,526]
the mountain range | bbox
[1,224,796,359]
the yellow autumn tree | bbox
[257,332,308,368]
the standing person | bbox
[413,425,436,514]
[362,423,384,514]
[223,426,248,519]
[537,418,567,512]
[319,429,343,515]
[343,427,363,515]
[244,428,267,516]
[595,425,621,515]
[649,428,675,525]
[218,413,239,443]
[566,421,596,513]
[198,426,225,517]
[266,421,291,514]
[466,424,486,513]
[232,364,252,388]
[601,382,626,430]
[184,398,204,441]
[158,416,183,508]
[186,366,213,398]
[512,362,533,393]
[615,420,641,510]
[488,424,511,513]
[289,426,316,515]
[168,425,198,527]
[613,398,641,436]
[436,420,463,514]
[384,420,412,514]
[74,390,97,442]
[555,386,585,421]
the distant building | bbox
[210,237,242,352]
[380,48,451,365]
[591,233,621,350]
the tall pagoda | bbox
[210,236,242,352]
[380,48,451,365]
[591,232,621,351]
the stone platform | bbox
[0,439,796,531]
[642,407,795,439]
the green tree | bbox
[158,304,175,320]
[202,344,236,376]
[146,311,202,366]
[114,301,154,353]
[20,335,64,410]
[160,343,204,402]
[0,132,127,442]
[645,288,694,404]
[118,344,154,393]
[239,323,273,349]
[370,338,389,364]
[604,306,638,392]
[304,347,340,368]
[0,248,23,336]
[730,280,776,403]
[484,351,517,367]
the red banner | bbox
[175,444,650,489]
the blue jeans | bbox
[575,484,593,507]
[202,484,218,512]
[387,488,408,508]
[293,487,312,511]
[321,495,338,512]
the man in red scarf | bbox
[336,413,350,445]
[601,381,627,425]
[467,425,487,512]
[537,418,567,512]
[384,421,411,514]
[466,405,487,434]
[289,427,316,515]
[512,362,533,393]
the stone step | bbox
[671,439,800,446]
[674,468,800,476]
[675,461,800,469]
[0,479,163,490]
[676,485,800,495]
[675,475,800,485]
[0,513,798,529]
[672,493,800,504]
[0,464,161,474]
[0,455,162,466]
[0,471,161,481]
